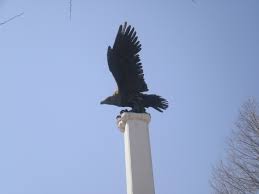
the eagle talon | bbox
[120,109,129,114]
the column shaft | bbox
[117,113,155,194]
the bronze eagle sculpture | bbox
[101,22,168,113]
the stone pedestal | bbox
[117,112,155,194]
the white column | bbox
[117,112,155,194]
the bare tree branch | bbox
[0,12,24,26]
[69,0,72,20]
[211,99,259,194]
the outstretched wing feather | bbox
[107,22,148,94]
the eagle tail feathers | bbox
[143,94,169,112]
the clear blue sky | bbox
[1,0,259,193]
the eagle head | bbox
[100,94,121,106]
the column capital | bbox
[117,112,151,132]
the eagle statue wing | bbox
[107,22,148,94]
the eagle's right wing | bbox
[107,22,148,94]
